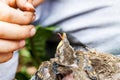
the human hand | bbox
[0,0,36,63]
[1,0,44,11]
[16,0,44,8]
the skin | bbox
[1,0,44,10]
[0,0,44,63]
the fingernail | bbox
[30,28,36,36]
[19,40,25,48]
[26,2,34,8]
[26,3,35,11]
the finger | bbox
[16,0,35,12]
[0,53,13,63]
[1,0,34,11]
[0,2,35,25]
[0,21,36,40]
[29,0,44,7]
[0,39,25,53]
[1,0,17,8]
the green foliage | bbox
[15,25,55,80]
[26,26,54,67]
[15,66,30,80]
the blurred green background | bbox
[15,25,56,80]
